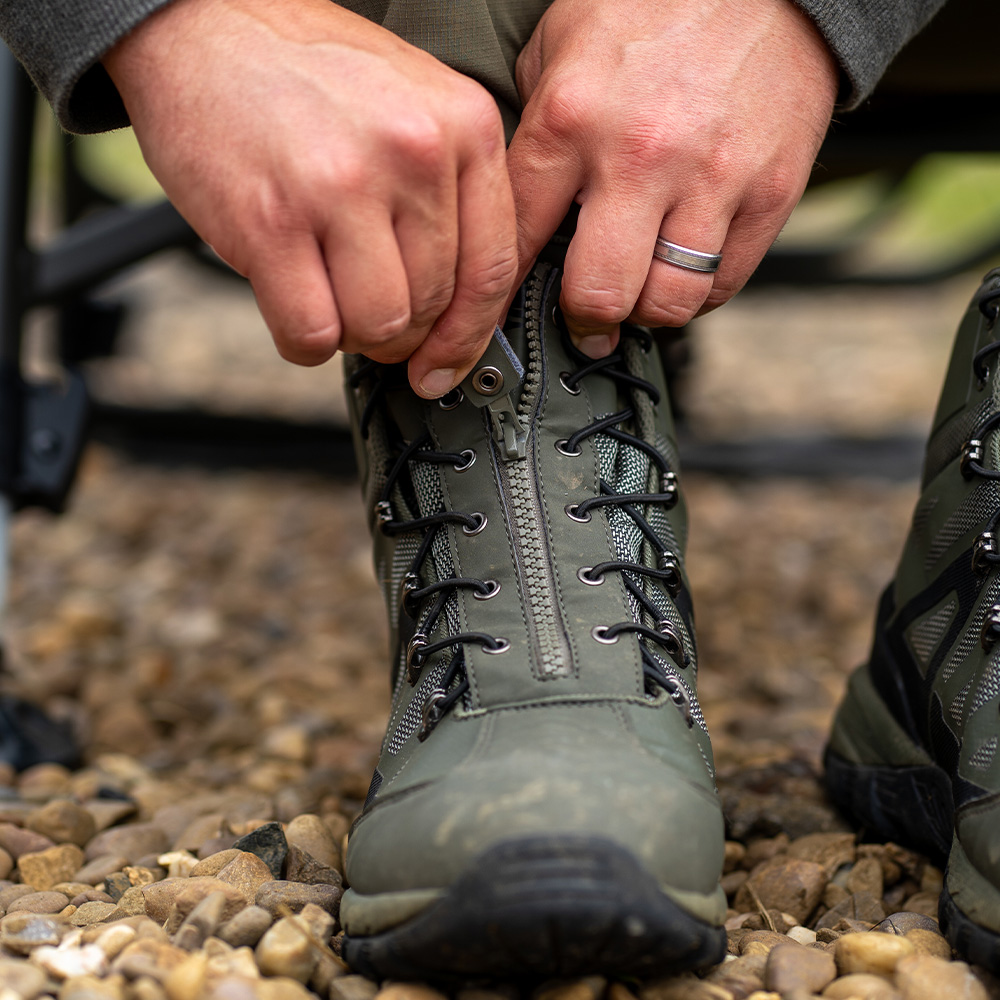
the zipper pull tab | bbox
[460,327,528,461]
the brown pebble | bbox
[374,985,450,1000]
[815,892,885,930]
[787,832,856,878]
[328,976,382,1000]
[733,857,827,924]
[188,849,242,877]
[721,870,748,898]
[0,822,56,860]
[0,911,66,953]
[6,890,71,914]
[18,844,86,891]
[845,857,884,900]
[895,954,989,1000]
[0,956,48,998]
[172,890,229,951]
[216,903,273,947]
[821,972,902,999]
[256,915,321,982]
[74,854,130,886]
[283,844,344,887]
[286,814,342,872]
[0,884,36,912]
[18,763,73,801]
[70,889,115,907]
[255,880,343,917]
[638,976,733,1000]
[739,930,788,956]
[904,927,952,960]
[0,847,12,880]
[26,800,97,848]
[765,941,836,994]
[901,891,941,918]
[724,841,746,874]
[69,900,120,925]
[835,931,914,976]
[743,834,790,869]
[215,852,275,900]
[85,824,168,865]
[84,798,138,832]
[142,876,247,927]
[703,951,766,995]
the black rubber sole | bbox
[341,835,726,981]
[824,746,1000,975]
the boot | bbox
[339,242,726,979]
[827,267,1000,972]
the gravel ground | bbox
[1,253,998,998]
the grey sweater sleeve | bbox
[0,0,175,133]
[0,0,953,135]
[795,0,948,108]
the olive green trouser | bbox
[337,0,551,139]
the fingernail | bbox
[418,368,458,399]
[574,334,614,360]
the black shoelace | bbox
[348,360,507,741]
[557,324,695,723]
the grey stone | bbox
[232,822,288,879]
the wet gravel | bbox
[2,253,998,997]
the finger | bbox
[559,181,666,356]
[407,143,517,399]
[248,235,341,367]
[632,207,733,329]
[323,207,415,364]
[505,119,583,298]
[393,182,459,340]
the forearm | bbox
[0,0,176,132]
[794,0,949,107]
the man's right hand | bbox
[102,0,518,398]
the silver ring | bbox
[652,237,722,274]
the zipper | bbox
[490,267,572,679]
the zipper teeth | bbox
[499,268,571,678]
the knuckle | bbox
[561,284,631,327]
[463,248,518,306]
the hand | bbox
[103,0,518,397]
[507,0,838,356]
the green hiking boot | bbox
[826,267,1000,972]
[339,250,726,979]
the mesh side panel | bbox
[386,658,449,755]
[907,599,957,667]
[925,482,1000,573]
[942,577,1000,685]
[950,676,974,726]
[924,398,992,487]
[910,494,939,544]
[970,735,998,771]
[970,655,1000,716]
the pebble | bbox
[19,764,74,802]
[905,927,952,960]
[6,890,71,914]
[0,847,13,880]
[639,977,733,1000]
[821,974,902,1000]
[0,957,48,999]
[110,939,189,981]
[190,849,243,877]
[285,814,342,871]
[19,844,87,891]
[894,954,989,1000]
[703,951,766,994]
[738,931,789,957]
[217,905,274,948]
[216,852,276,900]
[0,884,36,911]
[58,973,129,1000]
[172,890,229,950]
[93,923,138,960]
[875,912,940,935]
[255,916,319,982]
[375,986,450,1000]
[233,822,288,880]
[156,851,199,879]
[786,925,817,946]
[69,901,120,926]
[815,891,886,929]
[0,912,66,953]
[328,976,381,1000]
[142,877,247,926]
[846,857,884,899]
[901,891,940,918]
[283,844,343,888]
[32,942,108,980]
[84,798,138,832]
[85,824,169,865]
[255,880,342,918]
[0,822,57,860]
[733,858,827,924]
[835,931,915,976]
[764,942,836,994]
[26,800,97,847]
[787,833,856,878]
[171,814,227,855]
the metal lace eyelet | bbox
[555,438,583,457]
[565,503,593,523]
[656,621,683,657]
[418,688,448,742]
[375,500,394,530]
[973,532,998,576]
[577,566,604,586]
[661,471,679,496]
[406,634,429,685]
[961,439,984,480]
[453,449,476,473]
[474,580,501,601]
[981,604,1000,651]
[976,365,990,391]
[657,553,682,596]
[592,625,619,645]
[439,387,464,410]
[559,372,582,396]
[483,637,510,654]
[399,572,421,611]
[462,512,488,536]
